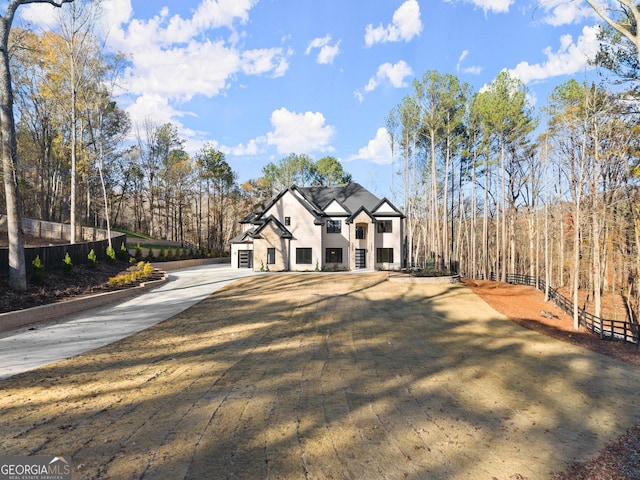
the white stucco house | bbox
[230,183,405,271]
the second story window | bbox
[377,220,392,233]
[326,220,341,234]
[355,225,366,239]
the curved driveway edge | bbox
[0,264,256,380]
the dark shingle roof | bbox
[298,183,381,213]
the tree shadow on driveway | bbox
[1,273,639,480]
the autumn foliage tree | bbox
[1,0,75,291]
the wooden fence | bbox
[484,272,639,347]
[0,217,126,276]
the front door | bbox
[238,250,253,268]
[355,249,366,269]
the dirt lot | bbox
[1,273,639,479]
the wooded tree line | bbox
[2,17,353,254]
[387,68,640,326]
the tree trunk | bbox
[0,11,25,290]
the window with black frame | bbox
[267,248,276,264]
[376,220,392,233]
[326,220,341,234]
[376,248,394,263]
[325,248,343,263]
[296,248,312,264]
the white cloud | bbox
[126,94,194,132]
[306,35,341,64]
[538,0,596,26]
[218,108,335,157]
[266,108,335,154]
[97,0,290,119]
[356,60,413,102]
[18,2,61,29]
[241,48,290,76]
[349,128,393,165]
[508,25,600,84]
[221,138,264,156]
[456,50,482,75]
[445,0,513,14]
[115,39,242,101]
[365,0,423,47]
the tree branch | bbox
[18,0,75,6]
[584,0,640,47]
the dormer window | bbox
[326,220,341,234]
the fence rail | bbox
[482,272,639,347]
[1,217,126,276]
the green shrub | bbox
[167,247,175,260]
[158,247,166,260]
[87,249,97,268]
[31,255,44,282]
[108,261,156,287]
[62,252,73,275]
[106,245,116,262]
[117,242,129,261]
[135,243,143,261]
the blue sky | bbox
[19,0,604,200]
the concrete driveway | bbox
[0,264,255,380]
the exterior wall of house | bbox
[374,215,403,270]
[253,223,289,271]
[349,211,375,270]
[231,243,253,269]
[321,216,350,270]
[264,191,322,271]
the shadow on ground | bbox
[1,273,639,479]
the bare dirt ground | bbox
[1,273,639,480]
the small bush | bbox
[62,252,73,275]
[135,243,143,261]
[106,245,116,262]
[167,247,175,260]
[31,255,44,282]
[108,261,156,287]
[117,242,129,261]
[87,249,97,268]
[158,247,166,260]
